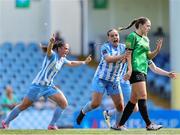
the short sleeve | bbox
[47,51,56,60]
[63,57,70,64]
[120,43,126,54]
[101,44,110,59]
[125,33,136,50]
[148,60,153,65]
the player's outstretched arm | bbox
[149,61,176,79]
[66,55,92,67]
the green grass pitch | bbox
[0,128,180,135]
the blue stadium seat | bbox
[27,42,39,52]
[15,42,26,52]
[154,76,166,89]
[2,42,13,52]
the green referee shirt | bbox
[126,31,150,75]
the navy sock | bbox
[138,99,151,126]
[119,101,135,126]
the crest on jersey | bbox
[126,42,131,48]
[102,49,107,55]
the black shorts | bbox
[130,71,147,84]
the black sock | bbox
[138,99,151,126]
[119,101,135,126]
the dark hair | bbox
[53,40,65,51]
[118,17,150,31]
[40,40,65,53]
[41,45,48,53]
[107,29,118,36]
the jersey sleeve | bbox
[63,57,71,64]
[120,44,126,54]
[101,44,110,59]
[148,60,153,65]
[47,50,56,60]
[125,33,136,50]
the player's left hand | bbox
[84,55,92,64]
[168,72,176,79]
[123,71,131,81]
[121,59,127,63]
[156,38,163,53]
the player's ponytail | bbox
[118,19,138,31]
[118,17,149,31]
[40,44,48,53]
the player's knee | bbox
[62,102,68,109]
[130,96,138,104]
[116,103,124,112]
[19,104,29,111]
[63,101,68,109]
[58,100,68,109]
[130,99,137,104]
[139,94,147,99]
[91,102,100,109]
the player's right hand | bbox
[50,34,55,43]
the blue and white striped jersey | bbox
[32,51,69,86]
[94,42,126,82]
